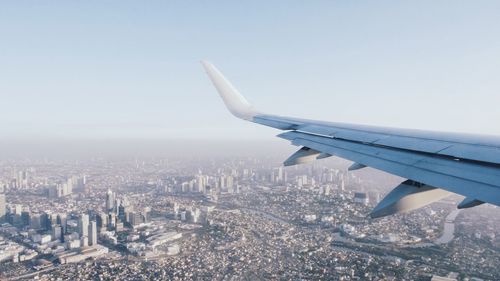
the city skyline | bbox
[0,154,499,280]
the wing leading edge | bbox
[202,61,500,218]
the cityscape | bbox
[0,143,498,281]
[1,1,500,281]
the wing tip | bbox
[201,60,258,121]
[200,59,212,70]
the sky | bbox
[0,1,499,141]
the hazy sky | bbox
[1,1,499,140]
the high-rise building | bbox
[143,207,151,223]
[219,175,226,189]
[118,204,126,221]
[106,189,115,213]
[190,208,201,223]
[21,211,30,226]
[16,170,29,189]
[0,193,6,222]
[41,212,51,230]
[48,182,72,198]
[88,221,97,246]
[108,213,116,230]
[354,192,369,205]
[196,174,206,193]
[57,213,67,234]
[30,213,42,229]
[297,175,308,187]
[78,214,89,238]
[12,204,22,225]
[69,175,85,192]
[13,204,22,214]
[52,225,63,242]
[226,176,234,190]
[114,198,121,214]
[272,167,285,183]
[96,212,107,232]
[173,202,180,220]
[129,212,144,226]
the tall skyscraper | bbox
[88,221,97,246]
[57,213,67,234]
[173,202,180,220]
[278,167,284,182]
[16,170,29,189]
[226,176,234,191]
[219,175,226,189]
[12,204,22,225]
[196,174,207,193]
[106,189,115,213]
[52,225,63,242]
[78,213,89,238]
[114,198,121,214]
[41,212,51,230]
[0,193,6,222]
[108,213,116,230]
[96,212,107,232]
[21,211,30,226]
[143,207,151,223]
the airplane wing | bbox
[202,61,500,218]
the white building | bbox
[78,214,89,238]
[88,221,97,246]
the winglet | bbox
[201,60,259,121]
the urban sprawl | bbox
[0,155,499,281]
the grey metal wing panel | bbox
[257,115,500,165]
[278,131,500,206]
[269,115,500,147]
[332,129,387,144]
[296,124,338,136]
[373,136,452,153]
[438,144,500,165]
